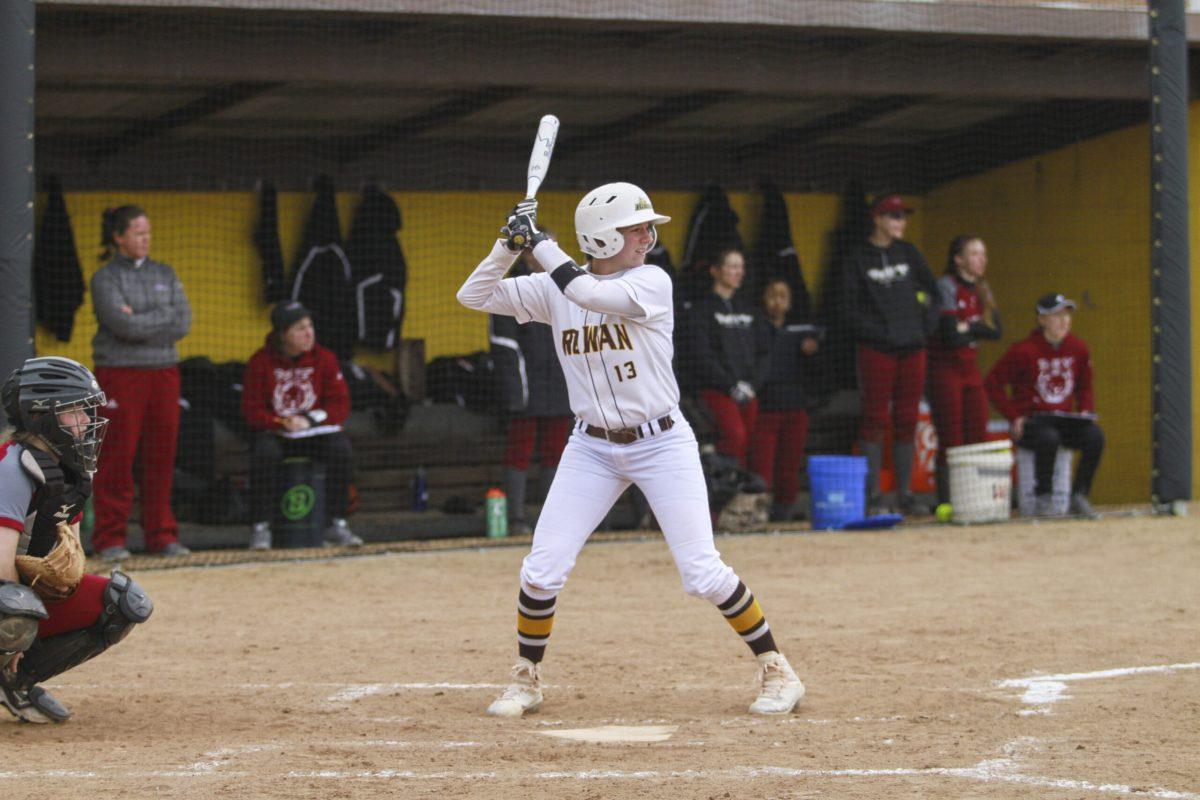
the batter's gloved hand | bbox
[503,199,547,251]
[730,381,756,405]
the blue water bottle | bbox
[411,466,429,512]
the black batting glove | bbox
[503,199,547,250]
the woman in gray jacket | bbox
[90,205,191,560]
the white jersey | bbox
[458,240,680,430]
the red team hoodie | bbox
[241,341,350,432]
[984,329,1094,422]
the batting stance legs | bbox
[489,417,803,717]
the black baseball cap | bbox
[271,300,312,331]
[1035,293,1076,315]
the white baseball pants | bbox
[520,415,740,604]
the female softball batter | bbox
[457,182,804,718]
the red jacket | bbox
[984,329,1095,422]
[241,341,350,432]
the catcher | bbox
[0,357,152,723]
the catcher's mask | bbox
[2,357,108,475]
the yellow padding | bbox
[725,599,764,634]
[517,612,555,637]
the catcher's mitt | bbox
[15,522,85,602]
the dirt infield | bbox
[5,516,1198,799]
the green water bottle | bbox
[486,488,508,538]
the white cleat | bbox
[486,658,543,718]
[749,651,805,715]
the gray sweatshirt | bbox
[91,254,191,368]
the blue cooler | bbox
[808,455,867,530]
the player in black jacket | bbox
[490,254,572,536]
[683,249,772,467]
[749,278,820,522]
[842,195,940,513]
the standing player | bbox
[927,236,1002,505]
[457,183,804,717]
[842,194,940,514]
[1,357,153,723]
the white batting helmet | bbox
[574,182,671,259]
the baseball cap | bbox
[871,194,914,217]
[270,300,312,332]
[1035,293,1076,315]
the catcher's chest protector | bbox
[20,447,91,559]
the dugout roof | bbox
[34,1,1196,191]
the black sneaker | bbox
[1,684,71,724]
[897,493,930,516]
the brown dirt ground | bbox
[4,515,1198,799]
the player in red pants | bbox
[927,236,1002,504]
[842,195,940,514]
[89,205,191,560]
[491,252,573,536]
[1,358,153,723]
[684,249,772,466]
[749,279,819,522]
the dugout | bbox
[6,0,1198,514]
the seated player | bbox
[241,300,361,550]
[984,293,1104,518]
[1,357,153,723]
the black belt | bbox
[582,415,674,445]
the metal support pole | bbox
[1148,0,1193,507]
[0,1,35,424]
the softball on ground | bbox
[935,503,953,523]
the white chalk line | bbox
[4,738,1197,798]
[997,662,1200,714]
[284,739,1198,799]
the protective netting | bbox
[30,2,1160,545]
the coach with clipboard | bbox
[984,293,1105,518]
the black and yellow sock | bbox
[717,581,778,656]
[516,588,556,664]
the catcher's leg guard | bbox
[0,581,49,659]
[14,570,152,686]
[1,583,59,723]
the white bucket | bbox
[946,440,1014,524]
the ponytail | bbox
[99,204,146,261]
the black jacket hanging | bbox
[254,180,287,304]
[33,175,85,342]
[751,183,813,325]
[678,183,744,305]
[345,184,407,350]
[814,182,871,394]
[290,175,356,360]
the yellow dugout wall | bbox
[922,105,1200,503]
[35,189,851,368]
